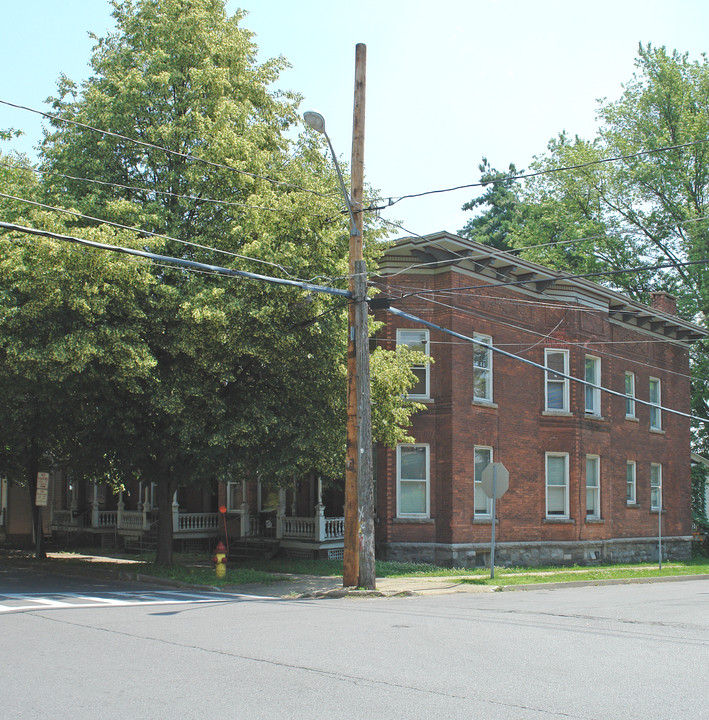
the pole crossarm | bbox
[0,221,352,299]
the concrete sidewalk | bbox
[3,549,707,598]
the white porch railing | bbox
[281,516,345,542]
[98,510,117,527]
[177,513,220,532]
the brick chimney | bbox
[650,291,677,315]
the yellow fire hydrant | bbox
[212,540,228,578]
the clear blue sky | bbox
[2,0,708,237]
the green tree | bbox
[459,158,525,251]
[19,0,420,565]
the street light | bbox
[303,111,359,235]
[302,44,374,590]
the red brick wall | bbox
[375,269,693,551]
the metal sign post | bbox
[480,462,509,580]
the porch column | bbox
[70,476,79,527]
[137,481,143,513]
[240,480,250,538]
[91,483,100,528]
[172,491,180,534]
[143,486,151,530]
[117,489,125,529]
[291,475,297,517]
[315,500,326,542]
[276,488,286,539]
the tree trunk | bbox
[26,442,46,560]
[155,475,178,565]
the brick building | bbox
[373,232,706,566]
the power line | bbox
[406,293,696,382]
[0,99,337,200]
[393,255,709,299]
[0,221,352,299]
[376,138,709,209]
[386,305,709,424]
[0,160,335,219]
[0,191,304,278]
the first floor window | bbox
[625,372,636,418]
[397,329,430,399]
[626,461,636,504]
[649,378,662,430]
[585,356,601,415]
[585,455,600,518]
[474,446,493,516]
[546,453,569,518]
[651,463,662,510]
[545,349,569,412]
[473,334,493,402]
[397,444,429,517]
[226,481,242,512]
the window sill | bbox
[542,410,573,417]
[409,397,434,404]
[472,400,498,409]
[543,517,575,524]
[625,415,639,423]
[626,502,640,508]
[650,509,666,514]
[649,428,665,435]
[472,517,497,525]
[394,517,435,524]
[585,517,604,523]
[584,414,605,421]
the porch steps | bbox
[122,525,158,555]
[228,538,280,562]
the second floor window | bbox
[585,356,601,415]
[473,334,493,402]
[545,349,569,412]
[625,372,636,417]
[397,328,430,399]
[649,378,662,430]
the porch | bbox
[49,480,344,558]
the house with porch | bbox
[372,231,705,566]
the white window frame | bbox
[584,356,601,415]
[226,481,243,513]
[397,328,430,400]
[545,452,569,519]
[585,455,600,519]
[473,334,493,403]
[650,463,662,511]
[649,378,662,430]
[626,461,637,505]
[396,444,430,518]
[545,349,569,412]
[625,372,636,418]
[474,446,493,517]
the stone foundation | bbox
[378,536,693,568]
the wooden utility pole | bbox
[343,43,375,589]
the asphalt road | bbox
[1,567,707,719]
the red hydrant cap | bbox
[215,541,227,553]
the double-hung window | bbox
[474,446,493,517]
[626,461,637,505]
[397,444,430,518]
[397,329,430,399]
[649,378,662,430]
[545,349,569,412]
[650,463,662,510]
[546,453,569,518]
[226,481,242,512]
[585,455,600,519]
[585,356,601,415]
[625,372,636,418]
[473,334,493,403]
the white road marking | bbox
[0,590,279,614]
